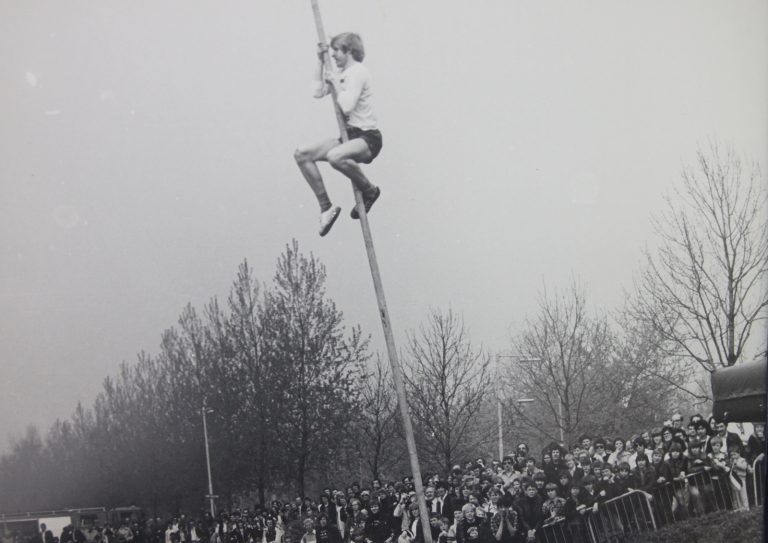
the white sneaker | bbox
[318,206,341,237]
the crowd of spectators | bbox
[26,414,765,543]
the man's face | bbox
[581,438,591,449]
[756,424,765,438]
[436,487,446,498]
[424,487,434,500]
[696,426,707,437]
[331,46,351,70]
[687,425,696,437]
[716,423,727,436]
[672,415,683,428]
[525,486,537,498]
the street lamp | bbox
[497,397,534,461]
[201,400,217,517]
[508,355,565,443]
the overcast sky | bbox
[1,1,766,452]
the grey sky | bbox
[1,1,766,451]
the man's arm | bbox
[334,65,366,116]
[312,44,332,98]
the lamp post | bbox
[202,400,217,517]
[509,355,565,444]
[497,397,534,461]
[496,353,544,458]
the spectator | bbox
[632,454,656,494]
[540,483,566,524]
[513,480,543,542]
[489,494,518,543]
[606,438,630,466]
[563,484,591,543]
[728,446,750,511]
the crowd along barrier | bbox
[584,490,656,543]
[650,468,736,526]
[541,463,760,543]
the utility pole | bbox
[202,400,217,517]
[308,3,432,542]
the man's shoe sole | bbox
[351,187,381,219]
[319,207,341,237]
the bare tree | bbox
[354,356,406,480]
[633,144,768,372]
[403,308,494,472]
[507,283,613,447]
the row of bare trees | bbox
[0,144,764,514]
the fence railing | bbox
[584,490,656,543]
[650,467,738,525]
[539,517,569,543]
[538,461,762,542]
[752,454,764,508]
[539,514,594,543]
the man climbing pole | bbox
[294,32,382,237]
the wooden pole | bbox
[309,3,433,543]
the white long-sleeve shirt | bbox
[314,62,377,131]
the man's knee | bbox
[327,149,353,170]
[294,146,313,164]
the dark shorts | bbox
[340,126,383,164]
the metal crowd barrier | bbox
[539,516,590,543]
[650,468,735,525]
[585,491,656,543]
[753,455,764,507]
[539,517,569,543]
[539,464,762,543]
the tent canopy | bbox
[711,358,766,423]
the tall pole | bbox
[202,401,216,518]
[308,3,432,542]
[497,399,504,461]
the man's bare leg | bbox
[294,138,340,211]
[326,139,377,195]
